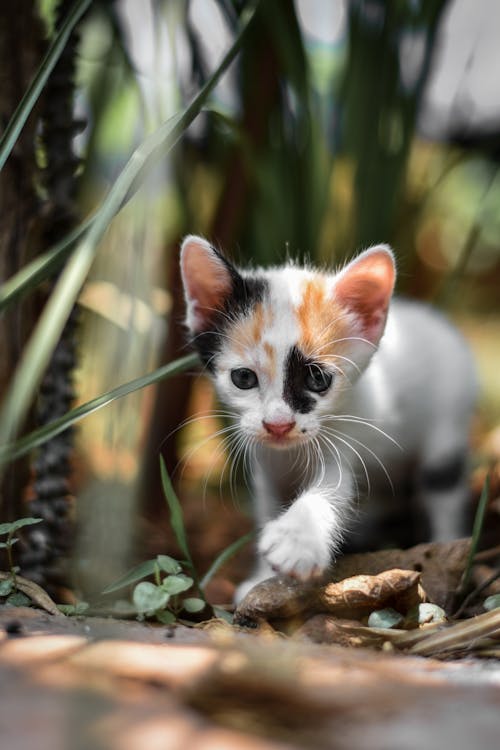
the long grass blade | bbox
[0,216,94,314]
[0,2,259,454]
[457,473,490,597]
[200,531,254,591]
[159,456,202,594]
[160,455,193,568]
[0,353,199,463]
[102,560,159,595]
[0,0,92,173]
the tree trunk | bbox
[0,1,45,527]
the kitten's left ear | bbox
[180,235,234,333]
[333,245,396,344]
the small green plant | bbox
[102,457,254,624]
[103,554,205,624]
[0,517,43,606]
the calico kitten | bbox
[180,235,477,600]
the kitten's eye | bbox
[305,365,333,394]
[231,368,258,390]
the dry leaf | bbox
[0,572,62,616]
[234,568,423,627]
[319,569,422,614]
[327,538,471,611]
[235,539,470,631]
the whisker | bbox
[319,353,361,374]
[157,409,238,453]
[317,434,344,492]
[322,415,402,450]
[175,422,239,482]
[222,432,246,505]
[322,429,372,495]
[198,433,234,511]
[313,335,378,354]
[324,426,395,495]
[313,436,327,486]
[242,437,256,491]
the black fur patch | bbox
[190,251,268,371]
[283,346,316,414]
[420,453,466,492]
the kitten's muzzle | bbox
[262,420,296,439]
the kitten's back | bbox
[361,297,476,455]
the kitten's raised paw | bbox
[258,514,331,580]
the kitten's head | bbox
[180,236,395,448]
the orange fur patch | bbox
[263,341,277,378]
[229,304,277,380]
[295,277,352,363]
[230,303,272,354]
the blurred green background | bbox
[1,0,499,599]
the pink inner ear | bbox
[334,248,395,344]
[180,236,233,332]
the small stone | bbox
[367,608,404,629]
[483,594,500,612]
[417,603,447,624]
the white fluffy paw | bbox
[258,502,332,580]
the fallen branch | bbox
[0,571,62,616]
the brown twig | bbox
[0,570,62,616]
[474,545,500,563]
[407,609,500,657]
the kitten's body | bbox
[180,237,477,600]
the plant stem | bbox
[457,473,490,599]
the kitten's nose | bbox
[262,420,296,438]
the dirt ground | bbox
[0,605,499,750]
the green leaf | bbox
[161,575,193,596]
[160,456,193,571]
[0,216,94,314]
[156,609,176,625]
[0,517,43,535]
[183,597,206,614]
[0,538,18,549]
[367,608,404,629]
[0,579,14,596]
[133,582,170,615]
[6,591,31,607]
[484,594,500,612]
[102,559,158,594]
[57,601,89,616]
[200,531,254,590]
[2,353,199,463]
[0,1,260,455]
[0,0,92,173]
[156,555,182,575]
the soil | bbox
[0,604,499,750]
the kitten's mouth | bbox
[260,431,307,449]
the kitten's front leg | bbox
[258,472,352,581]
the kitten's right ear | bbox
[333,244,395,345]
[180,235,233,333]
